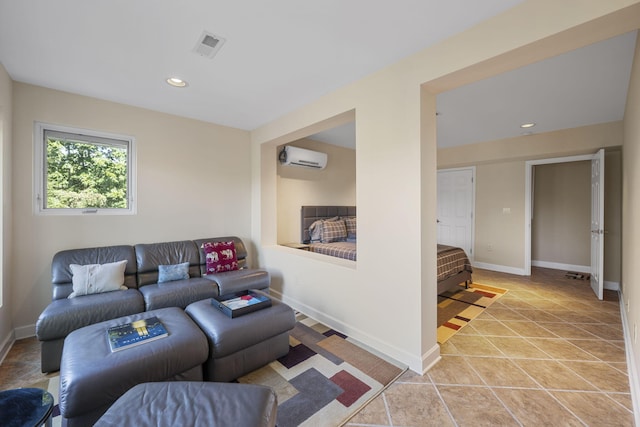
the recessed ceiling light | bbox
[166,77,188,88]
[520,122,536,128]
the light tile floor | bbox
[1,267,634,426]
[346,267,635,426]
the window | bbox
[34,122,136,215]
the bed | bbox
[436,244,473,294]
[300,205,472,292]
[301,206,357,261]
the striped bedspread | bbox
[437,244,472,281]
[309,242,357,261]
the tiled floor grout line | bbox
[426,383,633,395]
[532,388,590,427]
[347,268,634,426]
[380,391,394,427]
[427,374,459,427]
[461,354,525,427]
[498,308,628,398]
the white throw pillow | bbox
[68,260,128,298]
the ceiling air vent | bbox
[193,31,226,59]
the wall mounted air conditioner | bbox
[278,146,327,170]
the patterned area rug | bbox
[238,313,406,426]
[29,314,406,427]
[437,283,508,344]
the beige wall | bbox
[439,122,624,274]
[439,121,623,167]
[532,161,591,267]
[10,83,252,336]
[0,63,12,357]
[622,31,640,405]
[474,161,526,270]
[276,138,356,244]
[252,1,640,373]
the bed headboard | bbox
[300,205,356,243]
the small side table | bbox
[281,242,311,251]
[0,387,54,427]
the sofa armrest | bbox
[204,269,270,296]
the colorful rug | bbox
[238,313,406,426]
[437,283,508,344]
[28,314,406,427]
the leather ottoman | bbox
[59,307,209,427]
[94,381,277,427]
[185,296,295,382]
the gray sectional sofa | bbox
[36,236,270,373]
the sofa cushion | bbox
[52,245,138,300]
[36,289,145,341]
[68,260,128,298]
[138,277,219,311]
[157,262,190,284]
[135,241,200,287]
[204,269,270,295]
[94,382,277,427]
[202,241,239,273]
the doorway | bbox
[437,167,475,261]
[525,150,608,300]
[530,161,591,273]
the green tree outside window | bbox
[44,134,129,209]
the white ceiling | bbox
[310,31,638,149]
[0,0,523,130]
[436,31,638,148]
[0,1,635,151]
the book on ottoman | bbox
[214,290,272,318]
[107,316,169,352]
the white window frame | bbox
[34,122,137,215]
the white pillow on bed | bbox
[309,220,324,242]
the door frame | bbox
[437,166,476,263]
[590,148,605,300]
[524,153,595,276]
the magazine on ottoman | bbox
[107,316,169,352]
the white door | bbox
[437,168,474,259]
[590,149,605,300]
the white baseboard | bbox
[0,331,15,366]
[0,324,36,365]
[422,344,441,375]
[532,260,590,273]
[271,289,414,372]
[14,324,35,340]
[472,262,526,276]
[605,280,620,291]
[618,292,640,427]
